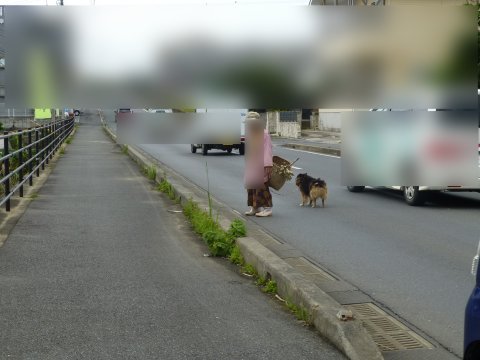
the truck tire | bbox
[191,144,197,154]
[239,144,245,155]
[202,145,208,156]
[403,186,425,206]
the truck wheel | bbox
[239,144,245,155]
[202,145,208,156]
[347,186,365,193]
[227,148,232,154]
[191,144,197,154]
[403,186,425,206]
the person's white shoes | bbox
[245,207,258,216]
[255,208,272,217]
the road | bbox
[0,115,346,360]
[101,109,480,357]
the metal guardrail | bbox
[0,117,75,211]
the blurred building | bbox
[310,0,471,4]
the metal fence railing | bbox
[0,117,75,212]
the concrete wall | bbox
[277,121,301,138]
[265,111,302,138]
[266,111,278,134]
[318,112,341,132]
[310,112,319,130]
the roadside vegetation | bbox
[157,178,176,200]
[144,165,157,181]
[183,199,246,257]
[133,156,311,327]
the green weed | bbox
[285,301,311,325]
[121,144,128,154]
[263,280,277,294]
[183,199,235,257]
[255,276,267,287]
[227,219,246,239]
[228,245,244,265]
[153,170,247,259]
[205,162,213,217]
[242,263,258,277]
[144,165,157,181]
[157,179,176,200]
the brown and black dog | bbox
[295,173,328,208]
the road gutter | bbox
[100,114,382,360]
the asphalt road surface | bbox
[114,129,480,357]
[0,115,346,360]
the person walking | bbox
[244,112,273,217]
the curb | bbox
[282,143,341,157]
[100,117,383,360]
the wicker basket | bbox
[268,156,296,191]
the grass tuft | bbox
[285,301,311,325]
[183,199,233,257]
[228,245,244,265]
[255,276,267,287]
[144,165,157,181]
[121,144,128,154]
[157,179,176,200]
[262,280,277,294]
[242,263,258,277]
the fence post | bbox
[49,122,53,160]
[18,129,23,197]
[40,126,45,170]
[54,120,58,152]
[46,124,50,164]
[28,129,33,186]
[35,128,40,176]
[4,131,10,211]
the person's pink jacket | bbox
[244,129,273,189]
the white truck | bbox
[191,109,247,156]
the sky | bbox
[0,0,311,5]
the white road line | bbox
[292,166,302,170]
[281,147,341,159]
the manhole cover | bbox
[347,303,434,352]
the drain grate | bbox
[347,303,434,352]
[285,257,336,281]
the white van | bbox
[347,104,480,206]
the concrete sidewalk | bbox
[0,115,345,360]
